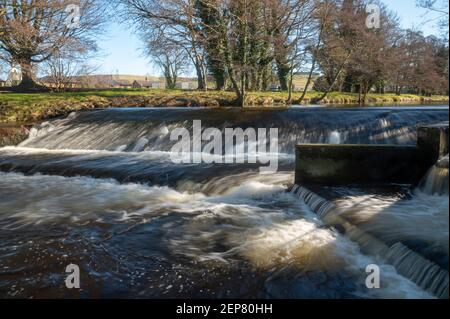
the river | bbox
[0,106,448,298]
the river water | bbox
[0,106,448,298]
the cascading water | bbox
[290,185,449,299]
[420,154,449,196]
[0,106,448,299]
[15,107,449,153]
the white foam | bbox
[0,171,438,298]
[328,131,341,144]
[332,191,449,250]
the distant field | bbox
[0,88,448,123]
[32,73,318,90]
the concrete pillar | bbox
[295,144,422,186]
[295,123,449,187]
[417,123,449,168]
[440,128,449,157]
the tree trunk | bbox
[363,90,368,105]
[20,61,34,86]
[165,77,175,90]
[261,65,270,91]
[358,85,362,105]
[362,84,368,106]
[287,72,293,103]
[276,60,290,91]
[196,68,206,91]
[298,57,317,104]
[214,70,226,90]
[313,65,347,103]
[239,75,247,108]
[193,60,206,91]
[342,74,353,93]
[14,59,47,92]
[313,51,353,103]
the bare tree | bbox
[417,0,449,40]
[284,1,322,103]
[270,0,316,93]
[417,0,449,14]
[0,0,107,91]
[193,0,317,106]
[203,0,259,106]
[311,0,401,104]
[145,36,189,89]
[113,0,448,105]
[42,49,99,91]
[118,0,209,90]
[313,0,361,102]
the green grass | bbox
[0,88,448,123]
[317,92,449,104]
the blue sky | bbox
[92,22,159,76]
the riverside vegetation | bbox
[1,89,448,124]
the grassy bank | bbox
[0,88,448,123]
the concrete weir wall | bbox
[296,123,449,186]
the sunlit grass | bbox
[0,88,448,123]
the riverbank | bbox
[0,89,448,123]
[0,125,32,147]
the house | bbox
[175,80,197,90]
[132,80,153,89]
[6,66,22,86]
[132,80,141,89]
[151,82,164,89]
[110,79,133,88]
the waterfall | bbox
[420,154,449,195]
[291,185,334,218]
[386,243,449,299]
[0,107,446,185]
[291,185,449,299]
[16,108,448,153]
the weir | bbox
[293,122,449,299]
[0,107,448,299]
[290,185,449,299]
[295,122,449,186]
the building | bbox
[0,79,5,87]
[132,80,154,89]
[37,74,200,90]
[150,82,165,89]
[6,65,22,86]
[132,80,141,89]
[175,80,198,90]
